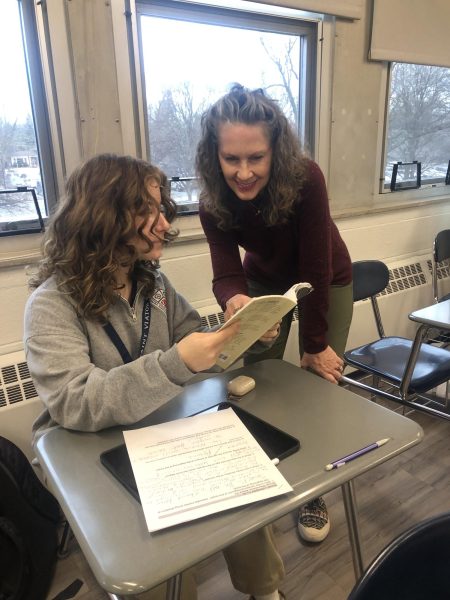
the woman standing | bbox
[196,85,353,543]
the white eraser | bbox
[227,375,256,397]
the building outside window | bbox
[0,0,57,235]
[384,62,450,190]
[136,0,318,213]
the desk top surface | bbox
[409,299,450,328]
[35,359,423,595]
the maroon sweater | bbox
[199,160,352,354]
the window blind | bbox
[370,0,450,68]
[245,0,362,19]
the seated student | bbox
[24,154,285,600]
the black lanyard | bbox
[103,298,151,364]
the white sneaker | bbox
[297,497,330,542]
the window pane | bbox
[384,63,450,188]
[0,1,46,227]
[138,3,315,212]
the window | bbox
[0,0,57,235]
[383,63,450,191]
[136,0,318,213]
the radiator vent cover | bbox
[0,359,38,409]
[426,258,450,280]
[379,262,427,296]
[200,312,225,328]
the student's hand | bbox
[259,321,281,344]
[177,322,240,372]
[224,294,252,321]
[301,345,344,384]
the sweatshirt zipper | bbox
[130,287,143,321]
[116,287,142,321]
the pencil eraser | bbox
[227,375,256,397]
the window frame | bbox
[376,61,450,207]
[0,0,59,239]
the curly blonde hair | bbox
[30,153,178,320]
[195,84,309,229]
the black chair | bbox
[341,260,450,420]
[432,229,450,304]
[347,511,450,600]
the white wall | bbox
[1,0,450,356]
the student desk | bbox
[404,299,450,418]
[35,359,423,600]
[409,298,450,334]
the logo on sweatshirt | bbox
[152,288,167,314]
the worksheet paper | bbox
[123,408,293,532]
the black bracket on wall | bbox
[0,187,45,237]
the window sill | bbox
[172,213,205,243]
[333,187,450,220]
[0,233,43,269]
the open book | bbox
[216,282,313,369]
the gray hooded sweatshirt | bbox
[24,269,213,442]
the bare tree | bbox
[260,37,299,128]
[147,83,209,206]
[0,116,41,215]
[0,117,17,189]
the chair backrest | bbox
[347,511,450,600]
[352,260,390,302]
[432,229,450,302]
[352,261,390,338]
[434,229,450,264]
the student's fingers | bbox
[177,324,240,373]
[215,321,240,343]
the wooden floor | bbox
[46,393,450,600]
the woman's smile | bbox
[218,122,272,201]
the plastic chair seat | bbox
[344,336,450,394]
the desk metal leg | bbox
[166,573,183,600]
[341,480,364,580]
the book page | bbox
[216,282,312,369]
[123,408,293,532]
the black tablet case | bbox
[100,402,300,503]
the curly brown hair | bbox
[195,84,309,229]
[29,153,178,320]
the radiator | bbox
[0,350,43,462]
